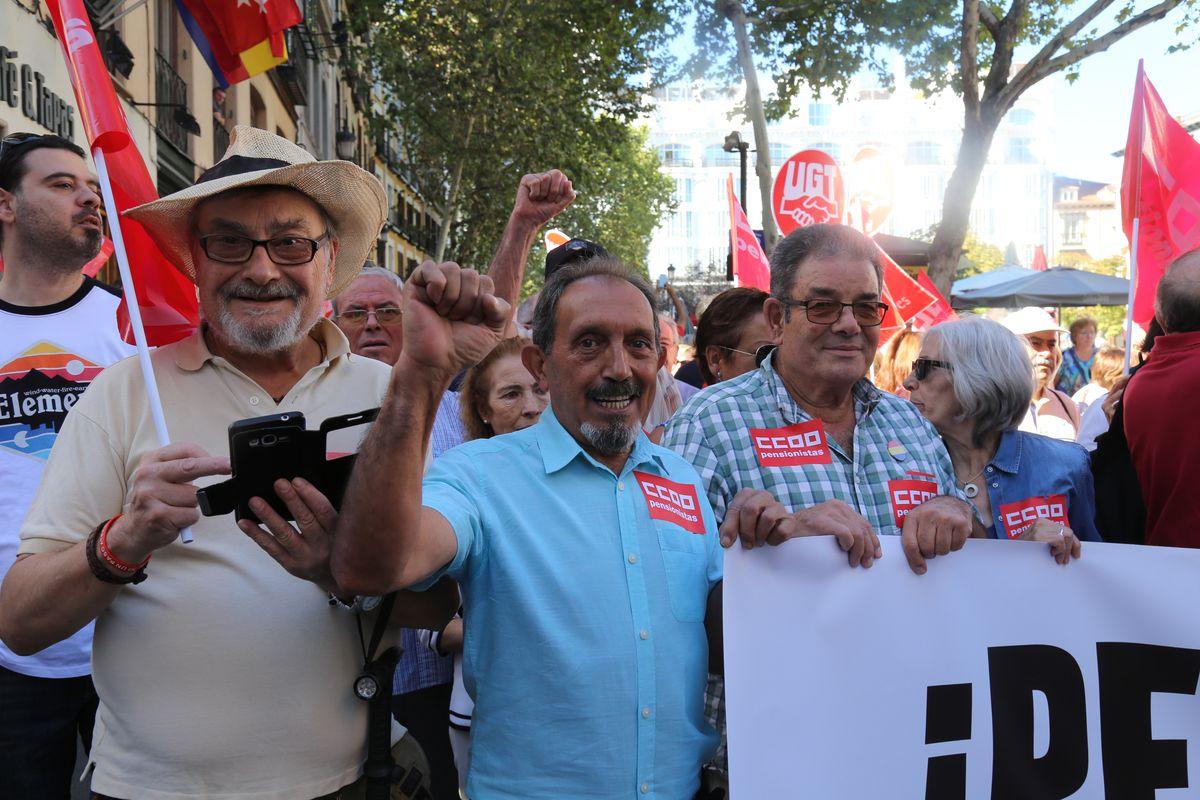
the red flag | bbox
[82,237,115,278]
[180,0,302,60]
[1121,61,1200,326]
[874,246,948,343]
[1031,245,1048,272]
[727,174,771,290]
[44,0,199,346]
[910,271,956,330]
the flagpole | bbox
[93,148,194,544]
[1124,218,1139,374]
[1124,60,1147,376]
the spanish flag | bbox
[176,0,302,88]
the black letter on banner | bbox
[925,683,972,800]
[1097,642,1200,798]
[988,645,1088,799]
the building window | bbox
[906,141,941,165]
[808,103,832,127]
[1063,213,1084,245]
[703,144,739,167]
[1059,186,1079,202]
[810,142,840,162]
[676,177,693,203]
[769,142,789,165]
[1007,137,1036,164]
[657,143,690,167]
[1010,108,1035,125]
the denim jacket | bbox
[977,429,1102,541]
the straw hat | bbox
[124,125,387,298]
[1000,306,1066,336]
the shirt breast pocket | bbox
[655,525,709,623]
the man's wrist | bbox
[392,354,458,390]
[104,516,154,569]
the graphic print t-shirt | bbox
[0,278,136,677]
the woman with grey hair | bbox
[902,317,1101,559]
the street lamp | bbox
[723,131,749,210]
[667,263,676,283]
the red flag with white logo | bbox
[727,174,771,290]
[1121,61,1200,326]
[44,0,199,346]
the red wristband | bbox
[97,515,150,573]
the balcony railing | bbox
[154,50,190,156]
[214,122,231,162]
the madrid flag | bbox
[727,175,771,290]
[44,0,199,346]
[1121,61,1200,326]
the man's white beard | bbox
[217,303,315,354]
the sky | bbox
[1034,15,1199,182]
[667,3,1200,185]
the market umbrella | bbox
[951,266,1130,309]
[950,264,1038,294]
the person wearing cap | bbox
[0,126,456,800]
[1001,306,1081,442]
[902,317,1099,549]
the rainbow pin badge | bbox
[887,440,907,461]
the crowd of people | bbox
[0,125,1197,800]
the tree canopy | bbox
[691,1,1199,293]
[350,0,683,275]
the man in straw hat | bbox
[0,126,456,799]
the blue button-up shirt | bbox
[978,429,1102,542]
[422,407,722,800]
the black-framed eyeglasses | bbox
[911,357,952,381]
[198,232,329,265]
[0,133,47,162]
[336,306,403,326]
[777,297,889,327]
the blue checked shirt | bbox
[661,352,963,533]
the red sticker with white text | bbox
[887,478,939,529]
[999,495,1068,540]
[749,420,832,467]
[634,471,706,534]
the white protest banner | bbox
[724,537,1200,799]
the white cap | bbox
[1000,307,1066,336]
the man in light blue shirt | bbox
[334,257,781,799]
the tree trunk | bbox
[722,0,779,254]
[926,108,1000,297]
[434,116,475,262]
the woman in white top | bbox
[1074,347,1126,451]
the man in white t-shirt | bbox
[0,132,136,798]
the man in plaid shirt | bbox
[664,225,979,783]
[664,224,978,571]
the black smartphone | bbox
[227,412,308,523]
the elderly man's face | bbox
[659,317,679,371]
[766,255,882,391]
[532,276,663,459]
[335,274,405,365]
[191,188,335,356]
[1025,330,1060,387]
